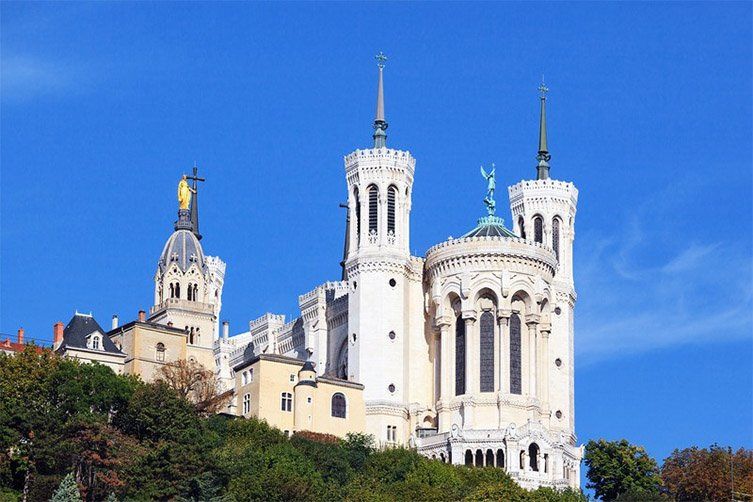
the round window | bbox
[389,278,397,287]
[555,358,562,367]
[388,331,396,340]
[554,307,562,315]
[388,384,396,393]
[555,410,563,419]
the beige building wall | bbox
[60,348,125,374]
[235,354,365,437]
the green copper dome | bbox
[462,216,518,238]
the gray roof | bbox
[159,229,205,273]
[462,215,518,239]
[58,313,124,355]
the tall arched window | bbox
[387,185,397,235]
[175,283,180,299]
[368,185,379,235]
[331,393,346,418]
[156,342,165,362]
[465,450,473,466]
[354,187,361,245]
[510,313,522,394]
[189,327,195,345]
[169,283,175,298]
[193,284,198,301]
[529,443,540,471]
[496,449,505,468]
[552,218,561,261]
[534,216,543,243]
[187,283,193,301]
[518,216,526,239]
[455,314,466,396]
[479,311,494,392]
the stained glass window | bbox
[510,313,522,394]
[479,312,494,392]
[534,216,543,243]
[455,316,465,396]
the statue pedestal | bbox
[174,209,192,231]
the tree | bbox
[156,359,232,415]
[584,439,662,501]
[50,473,82,502]
[661,445,753,501]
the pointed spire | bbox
[373,52,388,148]
[536,78,551,180]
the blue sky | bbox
[2,1,751,475]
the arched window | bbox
[156,342,165,362]
[169,283,175,298]
[387,185,397,235]
[479,311,494,392]
[552,218,561,261]
[465,450,473,466]
[485,449,494,466]
[496,449,505,468]
[510,313,522,394]
[518,216,526,239]
[175,283,180,299]
[242,393,251,415]
[354,187,361,244]
[187,283,193,301]
[529,443,540,472]
[475,450,483,467]
[331,393,346,418]
[368,185,378,235]
[89,334,101,350]
[193,284,198,301]
[534,216,543,243]
[189,327,195,345]
[280,392,293,412]
[455,315,466,396]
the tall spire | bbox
[372,52,388,148]
[536,78,551,180]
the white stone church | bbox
[150,57,582,490]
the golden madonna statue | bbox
[177,175,196,210]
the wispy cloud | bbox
[575,184,753,365]
[1,55,80,102]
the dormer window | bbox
[87,332,102,350]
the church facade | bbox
[136,57,582,490]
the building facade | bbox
[96,59,582,490]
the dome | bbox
[158,229,205,273]
[462,215,518,238]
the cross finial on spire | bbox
[538,76,549,99]
[375,51,388,69]
[372,51,388,148]
[536,78,551,180]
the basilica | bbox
[59,56,582,490]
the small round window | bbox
[554,307,562,315]
[556,410,563,419]
[555,358,562,367]
[389,278,397,287]
[388,384,396,393]
[388,331,396,340]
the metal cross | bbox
[538,76,549,98]
[375,52,388,69]
[186,164,206,191]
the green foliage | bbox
[50,473,82,502]
[584,439,663,501]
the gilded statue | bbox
[177,174,196,210]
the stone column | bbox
[379,192,388,246]
[463,313,477,395]
[525,314,540,398]
[498,309,511,394]
[438,320,452,430]
[539,324,551,411]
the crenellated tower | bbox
[343,53,423,446]
[508,83,578,437]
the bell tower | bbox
[344,54,419,445]
[508,83,578,436]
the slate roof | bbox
[461,215,518,239]
[58,313,124,355]
[158,229,206,273]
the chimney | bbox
[53,322,64,349]
[17,328,24,345]
[111,314,119,330]
[222,321,229,340]
[138,310,146,323]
